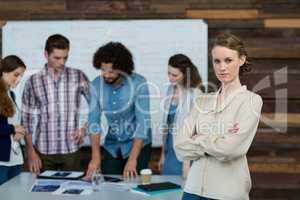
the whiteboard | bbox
[2,20,208,147]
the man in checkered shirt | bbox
[21,34,90,174]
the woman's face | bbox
[211,45,245,85]
[168,65,184,86]
[2,66,25,89]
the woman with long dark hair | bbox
[159,54,202,178]
[0,55,26,185]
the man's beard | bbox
[104,75,121,85]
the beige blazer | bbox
[174,86,263,200]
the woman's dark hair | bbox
[212,33,251,75]
[0,55,26,77]
[0,55,26,117]
[45,34,70,54]
[93,42,134,75]
[168,54,202,89]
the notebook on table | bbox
[132,182,182,196]
[37,170,85,180]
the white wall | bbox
[2,20,208,146]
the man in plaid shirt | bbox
[21,34,90,173]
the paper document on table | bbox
[101,181,138,192]
[52,180,93,195]
[30,179,66,192]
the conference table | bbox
[0,173,184,200]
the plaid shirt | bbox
[21,66,90,155]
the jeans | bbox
[0,165,22,185]
[182,192,217,200]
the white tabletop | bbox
[0,173,184,200]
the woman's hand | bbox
[229,123,239,134]
[14,125,26,135]
[191,133,203,140]
[13,132,25,141]
[13,125,26,141]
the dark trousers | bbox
[102,143,151,175]
[38,150,81,171]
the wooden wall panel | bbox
[260,3,300,18]
[209,28,300,40]
[0,20,5,27]
[208,72,298,99]
[206,19,264,28]
[262,99,300,113]
[265,19,300,28]
[186,9,258,19]
[0,1,65,12]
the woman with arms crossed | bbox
[174,34,263,200]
